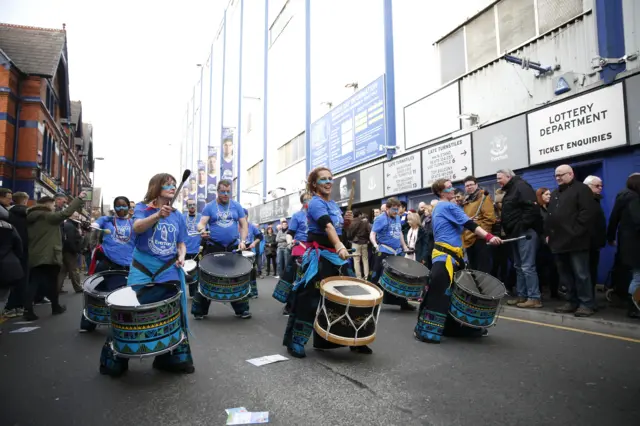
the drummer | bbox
[193,179,251,319]
[80,195,135,332]
[369,197,414,311]
[283,167,373,358]
[99,173,195,376]
[243,208,263,298]
[184,197,203,297]
[414,178,502,344]
[279,192,311,315]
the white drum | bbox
[241,250,256,266]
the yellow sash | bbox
[432,242,464,284]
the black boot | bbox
[627,298,640,319]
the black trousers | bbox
[24,264,61,312]
[589,248,600,299]
[466,239,492,273]
[265,254,277,275]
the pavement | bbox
[1,276,639,426]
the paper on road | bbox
[246,354,288,367]
[10,327,40,333]
[227,411,269,425]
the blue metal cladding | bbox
[595,0,626,84]
[383,0,397,161]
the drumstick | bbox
[90,226,111,235]
[347,179,356,211]
[501,235,532,243]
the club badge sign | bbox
[527,83,627,165]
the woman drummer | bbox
[99,173,194,376]
[414,179,502,344]
[283,167,372,358]
[80,196,135,332]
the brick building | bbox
[0,23,93,214]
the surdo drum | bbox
[448,269,506,329]
[314,277,383,346]
[198,253,253,302]
[106,283,185,358]
[82,270,128,326]
[379,256,430,300]
[183,259,198,287]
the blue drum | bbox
[82,270,128,326]
[106,283,185,357]
[272,257,303,303]
[448,269,506,329]
[379,256,429,300]
[198,253,252,302]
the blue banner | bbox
[309,75,386,174]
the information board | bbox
[422,135,473,187]
[384,153,421,196]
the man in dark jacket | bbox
[497,169,543,309]
[0,205,24,324]
[4,192,29,315]
[546,165,597,317]
[348,210,372,280]
[57,215,83,294]
[584,176,607,301]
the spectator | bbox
[418,203,434,269]
[399,201,409,232]
[54,194,66,212]
[491,189,511,288]
[462,176,496,273]
[57,216,83,294]
[0,203,24,332]
[584,175,607,302]
[373,208,381,219]
[276,220,289,278]
[547,165,597,317]
[404,212,428,264]
[0,188,12,209]
[348,210,371,280]
[536,187,560,298]
[3,192,29,317]
[23,192,86,321]
[264,226,277,277]
[498,168,543,309]
[453,188,464,206]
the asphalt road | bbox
[1,277,639,426]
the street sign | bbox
[383,152,421,196]
[422,135,473,187]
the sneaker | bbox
[193,315,204,320]
[554,303,578,314]
[507,297,526,306]
[574,306,594,317]
[349,345,373,354]
[52,305,67,315]
[236,311,252,319]
[23,311,39,321]
[516,299,543,309]
[274,275,280,279]
[2,309,18,318]
[400,303,417,311]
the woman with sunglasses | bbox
[99,173,194,376]
[193,179,251,319]
[414,179,502,344]
[80,196,135,332]
[283,167,374,358]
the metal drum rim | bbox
[106,288,183,310]
[82,309,110,326]
[199,253,253,279]
[382,257,430,280]
[82,270,128,297]
[319,276,383,308]
[454,269,506,301]
[313,321,376,346]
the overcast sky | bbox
[2,0,226,205]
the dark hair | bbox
[627,174,640,194]
[463,176,477,184]
[306,167,331,195]
[113,196,130,207]
[266,226,274,234]
[386,197,401,208]
[453,188,463,196]
[218,179,232,190]
[37,196,54,204]
[54,193,66,199]
[0,188,12,197]
[400,201,407,209]
[536,187,549,207]
[12,192,28,204]
[353,209,362,218]
[143,173,177,204]
[300,192,311,204]
[431,179,450,197]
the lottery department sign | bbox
[527,83,627,165]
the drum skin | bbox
[448,270,506,329]
[314,277,383,347]
[82,270,128,326]
[380,257,429,299]
[107,284,184,358]
[198,253,252,302]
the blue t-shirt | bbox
[95,216,135,267]
[245,223,263,254]
[307,196,344,236]
[132,203,188,268]
[202,200,246,247]
[372,212,402,254]
[431,201,470,264]
[183,212,202,255]
[289,209,309,242]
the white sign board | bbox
[384,153,422,196]
[528,83,627,165]
[422,135,473,187]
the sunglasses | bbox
[162,185,176,190]
[317,178,333,185]
[114,206,129,212]
[187,204,196,207]
[442,187,454,193]
[219,190,231,195]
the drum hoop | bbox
[382,257,429,280]
[318,277,383,307]
[454,269,506,301]
[110,330,186,359]
[183,259,198,273]
[82,309,109,325]
[313,322,377,346]
[106,286,182,310]
[200,253,253,279]
[83,270,128,296]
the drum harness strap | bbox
[132,256,178,281]
[432,242,465,295]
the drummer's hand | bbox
[344,210,353,223]
[176,257,185,268]
[200,230,210,239]
[158,205,172,218]
[238,241,247,251]
[488,236,502,246]
[249,241,257,249]
[338,247,349,260]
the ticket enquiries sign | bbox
[384,153,421,196]
[527,83,627,165]
[422,135,473,188]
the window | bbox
[277,132,305,172]
[45,83,57,117]
[246,160,263,187]
[269,0,299,47]
[436,0,586,84]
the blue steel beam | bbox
[262,0,269,203]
